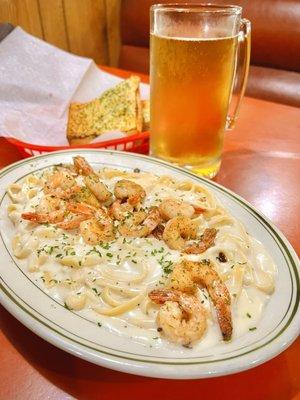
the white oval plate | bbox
[0,149,299,379]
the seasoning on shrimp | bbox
[22,196,66,224]
[159,198,195,221]
[185,228,217,254]
[162,216,197,250]
[168,260,232,341]
[73,156,113,205]
[43,168,81,199]
[118,207,161,238]
[149,289,207,346]
[114,179,146,206]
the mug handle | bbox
[226,18,251,130]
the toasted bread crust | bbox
[141,100,150,131]
[67,76,142,140]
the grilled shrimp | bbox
[56,202,97,230]
[67,202,115,243]
[162,216,198,250]
[37,195,64,214]
[73,156,94,176]
[84,174,112,204]
[159,198,195,221]
[66,202,97,216]
[169,260,232,341]
[109,199,134,221]
[67,201,112,222]
[56,214,88,230]
[185,228,217,254]
[72,186,100,208]
[151,224,165,240]
[73,156,112,205]
[22,196,66,224]
[163,215,217,253]
[149,289,207,346]
[80,217,115,244]
[44,168,80,199]
[114,179,146,206]
[118,207,161,238]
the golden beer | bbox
[150,34,238,176]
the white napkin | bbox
[0,27,149,146]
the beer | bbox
[150,34,238,177]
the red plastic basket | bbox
[6,131,150,158]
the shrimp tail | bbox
[21,211,65,224]
[66,202,96,216]
[73,156,94,175]
[22,212,44,222]
[148,289,178,304]
[193,206,206,214]
[198,261,232,341]
[128,194,141,206]
[185,228,217,254]
[213,300,232,341]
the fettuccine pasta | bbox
[6,157,276,348]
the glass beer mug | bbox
[150,4,251,178]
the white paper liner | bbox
[0,27,149,146]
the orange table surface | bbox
[0,66,299,400]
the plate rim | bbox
[0,149,299,379]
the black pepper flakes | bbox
[217,252,227,263]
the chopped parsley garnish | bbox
[246,312,252,318]
[156,250,174,275]
[100,242,111,250]
[86,247,102,257]
[37,245,59,256]
[92,287,101,296]
[249,327,257,331]
[161,260,173,275]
